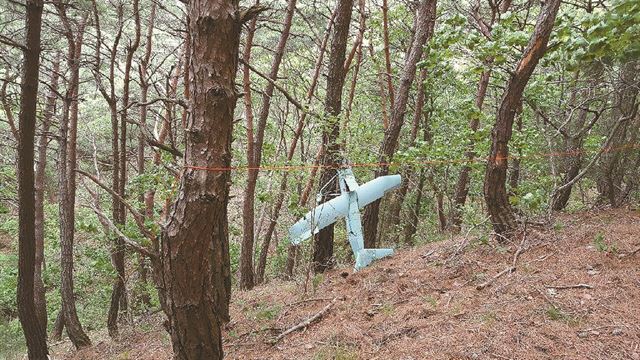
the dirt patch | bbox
[52,209,640,360]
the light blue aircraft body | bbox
[289,167,401,270]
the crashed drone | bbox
[289,167,402,270]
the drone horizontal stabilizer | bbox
[354,248,394,270]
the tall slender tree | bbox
[361,0,437,248]
[239,0,295,290]
[54,2,92,347]
[450,0,512,231]
[17,0,49,358]
[34,55,60,334]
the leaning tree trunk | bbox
[484,0,561,235]
[17,1,49,358]
[449,0,512,232]
[386,68,427,240]
[362,0,437,248]
[313,0,353,273]
[158,1,242,358]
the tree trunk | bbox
[449,0,513,231]
[56,4,92,346]
[598,61,639,207]
[362,0,437,248]
[381,0,395,109]
[33,55,59,335]
[107,0,140,336]
[17,1,49,358]
[484,0,561,235]
[240,0,296,290]
[158,1,240,358]
[313,0,353,273]
[269,9,337,281]
[386,68,427,240]
[450,69,491,230]
[136,2,156,308]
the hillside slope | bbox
[53,209,640,359]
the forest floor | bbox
[51,208,640,360]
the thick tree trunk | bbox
[484,0,561,235]
[33,55,59,335]
[313,0,353,273]
[158,1,240,358]
[17,1,49,358]
[362,0,437,248]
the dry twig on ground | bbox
[273,299,336,344]
[477,227,528,290]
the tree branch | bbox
[76,169,156,242]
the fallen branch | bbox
[476,266,515,290]
[477,226,528,290]
[445,216,490,264]
[284,297,334,307]
[273,299,335,344]
[546,284,593,290]
[619,246,640,258]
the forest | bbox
[1,0,639,359]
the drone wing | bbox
[289,174,401,245]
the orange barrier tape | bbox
[183,143,640,173]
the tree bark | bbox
[55,2,92,347]
[484,0,561,235]
[34,55,59,335]
[136,2,156,308]
[313,0,353,273]
[17,1,49,358]
[158,1,240,358]
[362,0,437,248]
[386,68,427,240]
[107,0,141,336]
[450,69,491,230]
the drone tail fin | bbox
[354,248,394,271]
